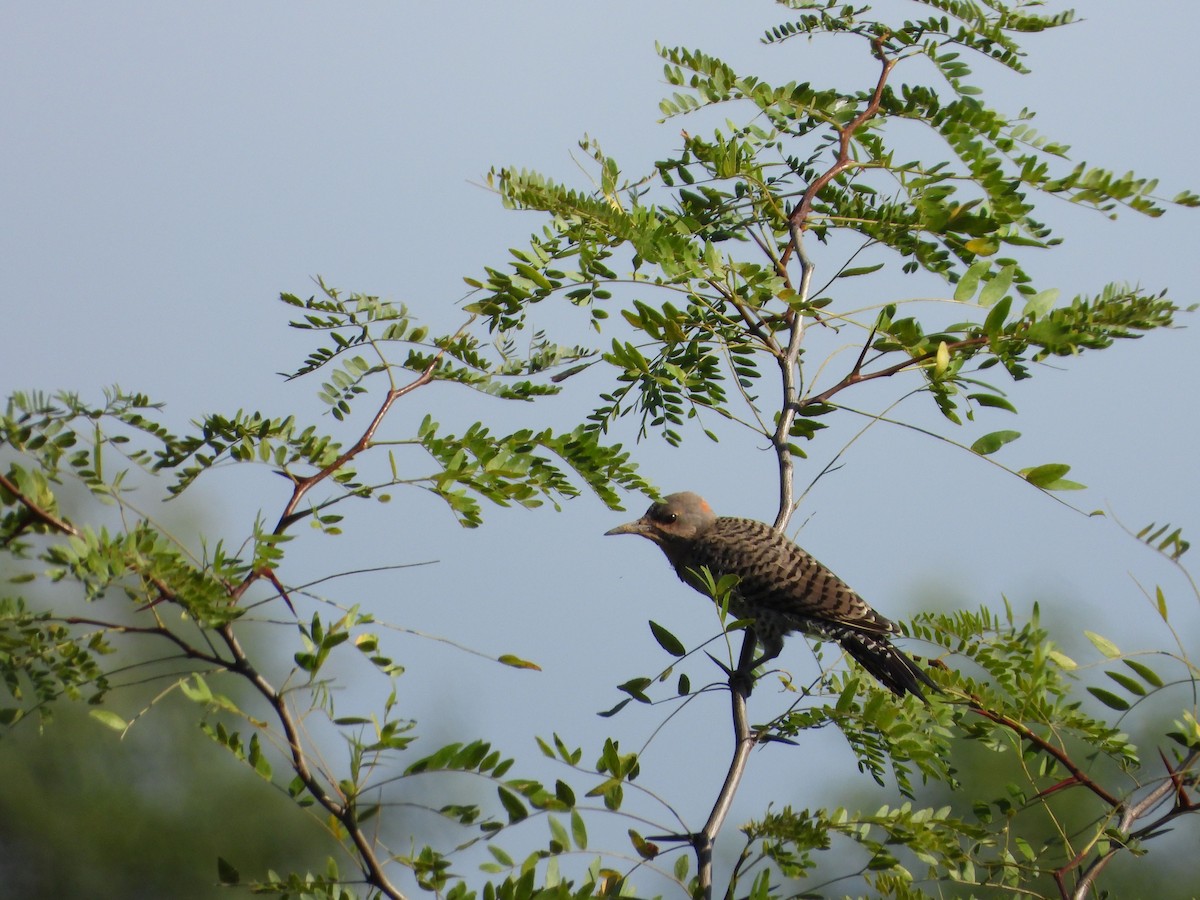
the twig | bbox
[273,350,449,535]
[0,471,79,537]
[803,335,990,410]
[218,623,408,900]
[695,634,761,899]
[966,698,1121,808]
[1064,750,1200,900]
[772,224,812,532]
[785,38,897,251]
[61,617,227,667]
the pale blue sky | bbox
[3,1,1198,892]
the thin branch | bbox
[772,36,896,530]
[965,697,1121,807]
[772,228,810,531]
[1066,750,1200,900]
[696,634,761,900]
[0,471,79,537]
[694,39,902,900]
[804,335,990,410]
[218,623,408,900]
[783,36,897,263]
[60,617,227,668]
[273,346,453,536]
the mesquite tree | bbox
[2,2,1198,899]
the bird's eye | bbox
[665,513,677,524]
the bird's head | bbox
[604,491,717,545]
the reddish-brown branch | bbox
[1159,747,1197,810]
[767,36,896,531]
[0,473,191,615]
[966,699,1122,808]
[784,36,896,258]
[5,323,443,900]
[208,339,450,897]
[255,566,296,615]
[0,471,79,537]
[230,349,447,606]
[803,335,990,410]
[273,355,444,535]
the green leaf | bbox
[983,295,1012,338]
[1105,670,1145,696]
[954,260,990,302]
[674,854,689,882]
[488,845,514,868]
[554,778,575,807]
[548,814,570,850]
[570,809,588,850]
[967,393,1017,414]
[1021,463,1084,490]
[1084,630,1121,659]
[1087,687,1130,711]
[89,709,127,732]
[934,340,950,377]
[970,430,1020,456]
[179,674,213,703]
[835,678,859,711]
[838,263,885,278]
[978,265,1015,307]
[497,786,528,823]
[629,829,659,860]
[617,677,652,703]
[1123,658,1163,688]
[247,734,273,780]
[598,698,632,718]
[648,620,686,657]
[964,237,999,256]
[1023,287,1060,318]
[1047,649,1077,670]
[1021,462,1069,486]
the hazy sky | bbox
[3,1,1198,892]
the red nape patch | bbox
[699,499,713,514]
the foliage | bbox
[2,2,1198,900]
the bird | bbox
[605,491,937,700]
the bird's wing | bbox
[705,518,899,636]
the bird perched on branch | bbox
[605,491,937,700]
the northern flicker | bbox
[605,491,937,700]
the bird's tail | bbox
[840,633,939,702]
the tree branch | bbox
[773,35,896,531]
[784,36,897,257]
[1064,749,1200,900]
[218,623,408,900]
[273,349,450,535]
[802,335,990,410]
[61,616,227,668]
[966,698,1121,808]
[772,223,812,532]
[695,634,761,900]
[0,471,79,537]
[692,40,902,900]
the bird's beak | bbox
[604,517,647,537]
